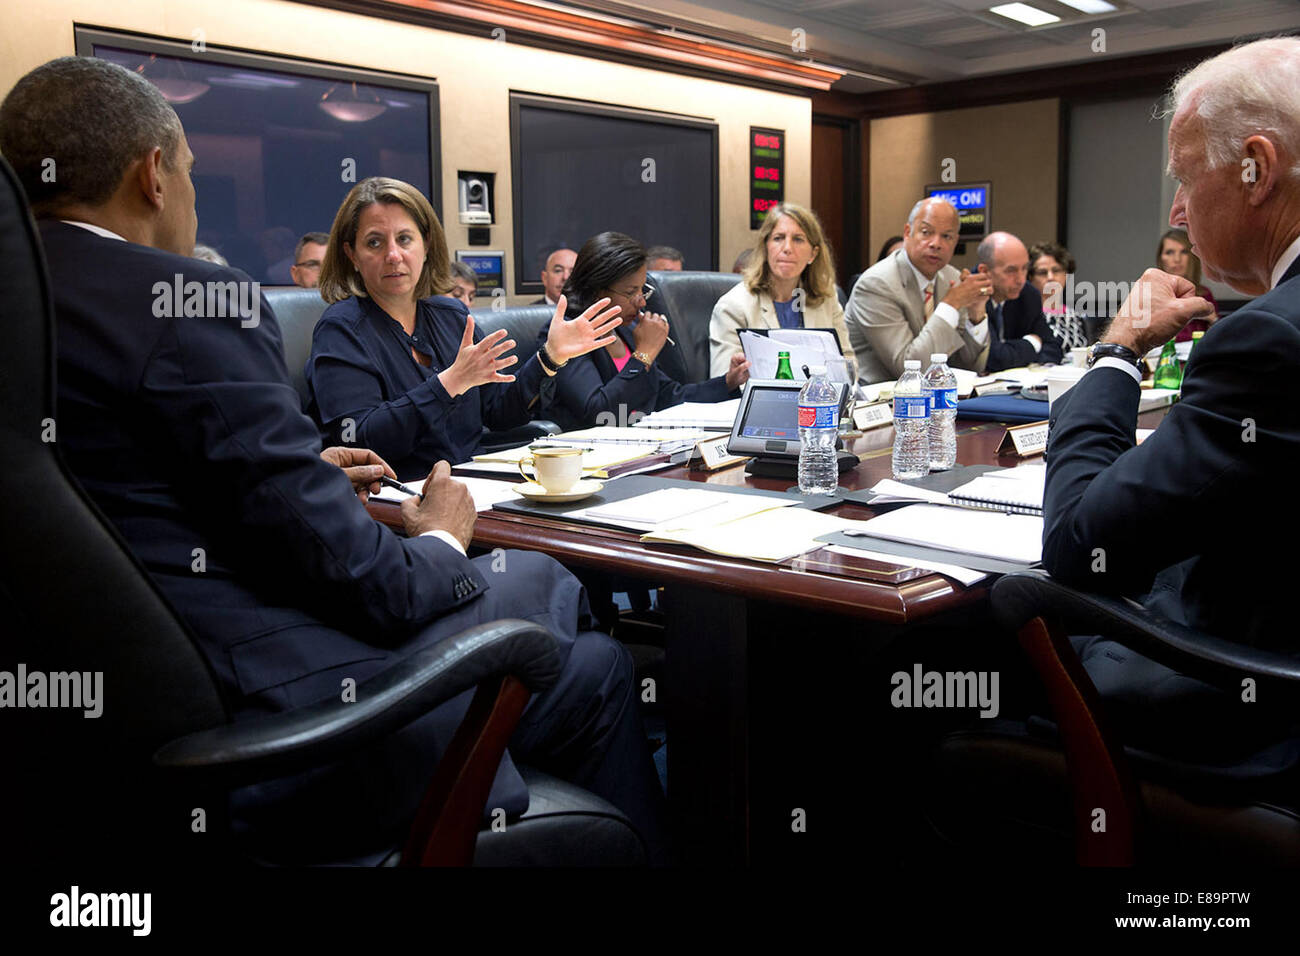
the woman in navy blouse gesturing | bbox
[538,231,749,432]
[305,177,621,479]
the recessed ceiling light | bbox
[989,3,1061,27]
[1057,0,1118,12]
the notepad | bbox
[947,469,1044,515]
[371,475,522,512]
[844,503,1043,565]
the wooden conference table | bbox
[369,408,1170,863]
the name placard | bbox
[851,401,894,431]
[695,434,749,471]
[997,420,1049,457]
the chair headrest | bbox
[0,155,53,436]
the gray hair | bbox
[645,244,684,265]
[907,196,959,228]
[192,244,227,266]
[449,259,477,284]
[0,56,183,216]
[1166,37,1300,177]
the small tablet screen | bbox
[739,388,799,441]
[728,379,847,459]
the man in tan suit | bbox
[845,197,992,383]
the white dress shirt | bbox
[62,220,125,241]
[903,255,990,346]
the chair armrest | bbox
[991,570,1300,702]
[480,421,560,454]
[153,618,561,786]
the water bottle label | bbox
[929,388,957,411]
[798,404,837,428]
[893,395,929,419]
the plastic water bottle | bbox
[892,360,930,480]
[922,352,958,471]
[797,365,840,495]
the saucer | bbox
[514,479,604,503]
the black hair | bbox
[875,235,904,262]
[0,57,182,216]
[562,231,646,314]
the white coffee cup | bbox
[1068,346,1090,367]
[517,447,583,493]
[1046,366,1088,409]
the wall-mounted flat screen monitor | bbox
[76,27,440,285]
[510,93,718,296]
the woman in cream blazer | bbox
[709,201,854,379]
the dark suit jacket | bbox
[538,323,733,432]
[43,222,491,719]
[984,282,1064,371]
[1043,255,1300,649]
[305,295,544,477]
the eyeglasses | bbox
[295,259,322,269]
[1031,266,1067,278]
[606,283,655,303]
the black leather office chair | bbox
[647,270,741,383]
[926,570,1300,865]
[0,156,644,867]
[475,303,560,448]
[262,285,328,407]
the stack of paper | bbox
[566,487,795,533]
[642,505,857,563]
[844,503,1043,565]
[551,426,707,452]
[461,441,666,478]
[635,400,741,430]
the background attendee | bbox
[0,55,668,862]
[1027,241,1088,350]
[448,259,477,309]
[1157,227,1218,340]
[534,246,576,306]
[540,231,746,432]
[709,202,854,379]
[875,235,904,262]
[260,224,297,284]
[974,231,1063,370]
[646,245,684,271]
[731,248,753,274]
[1043,37,1300,764]
[290,231,328,288]
[304,178,621,477]
[192,243,228,266]
[845,197,990,382]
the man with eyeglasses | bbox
[290,231,329,289]
[845,197,993,383]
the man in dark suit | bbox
[1042,37,1300,760]
[974,231,1063,372]
[0,56,667,862]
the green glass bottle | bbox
[775,350,794,380]
[1152,340,1182,390]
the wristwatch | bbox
[1087,342,1143,370]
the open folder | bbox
[739,329,850,382]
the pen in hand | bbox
[380,474,423,500]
